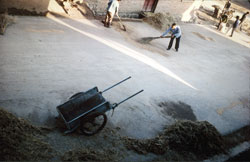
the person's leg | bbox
[230,27,235,37]
[226,26,232,34]
[110,14,114,25]
[175,37,181,51]
[217,19,222,30]
[104,12,109,27]
[108,12,113,27]
[167,37,175,50]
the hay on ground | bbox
[143,12,180,31]
[138,36,171,44]
[62,148,117,161]
[124,120,226,160]
[0,107,54,161]
[0,13,14,35]
[138,37,159,44]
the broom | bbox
[117,15,126,31]
[138,36,171,44]
[101,16,126,31]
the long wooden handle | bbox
[117,15,126,31]
[117,15,122,22]
[153,36,171,39]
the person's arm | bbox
[161,27,171,37]
[115,2,119,17]
[115,7,119,17]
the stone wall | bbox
[85,0,196,18]
[0,0,197,18]
[85,0,145,18]
[155,0,195,16]
[0,0,50,13]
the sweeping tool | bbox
[101,17,126,31]
[117,15,126,31]
[138,36,171,44]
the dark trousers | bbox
[168,36,181,50]
[231,27,236,36]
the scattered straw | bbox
[143,12,180,31]
[0,13,15,35]
[0,107,54,161]
[124,120,226,160]
[61,148,118,161]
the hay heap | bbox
[143,12,180,31]
[124,120,226,159]
[241,20,250,36]
[0,13,14,35]
[0,107,53,161]
[62,148,116,161]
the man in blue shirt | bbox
[160,23,182,52]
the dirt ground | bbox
[1,17,250,161]
[0,0,250,161]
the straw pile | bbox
[124,120,226,160]
[0,13,14,35]
[0,107,54,161]
[143,12,180,31]
[62,148,117,161]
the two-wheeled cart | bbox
[57,76,143,136]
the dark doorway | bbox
[142,0,158,12]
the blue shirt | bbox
[162,26,182,38]
[107,0,113,10]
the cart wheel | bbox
[80,112,107,136]
[69,92,83,100]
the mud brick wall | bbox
[0,0,196,18]
[155,0,195,16]
[0,0,50,13]
[86,0,145,17]
[86,0,195,18]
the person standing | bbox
[222,0,231,14]
[239,11,249,30]
[217,14,228,30]
[104,0,121,28]
[229,16,240,37]
[217,0,230,29]
[160,23,182,52]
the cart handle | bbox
[112,89,144,109]
[102,76,131,93]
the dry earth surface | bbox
[1,0,250,161]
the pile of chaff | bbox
[0,107,54,161]
[62,148,118,161]
[123,120,226,160]
[142,12,180,31]
[0,13,15,35]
